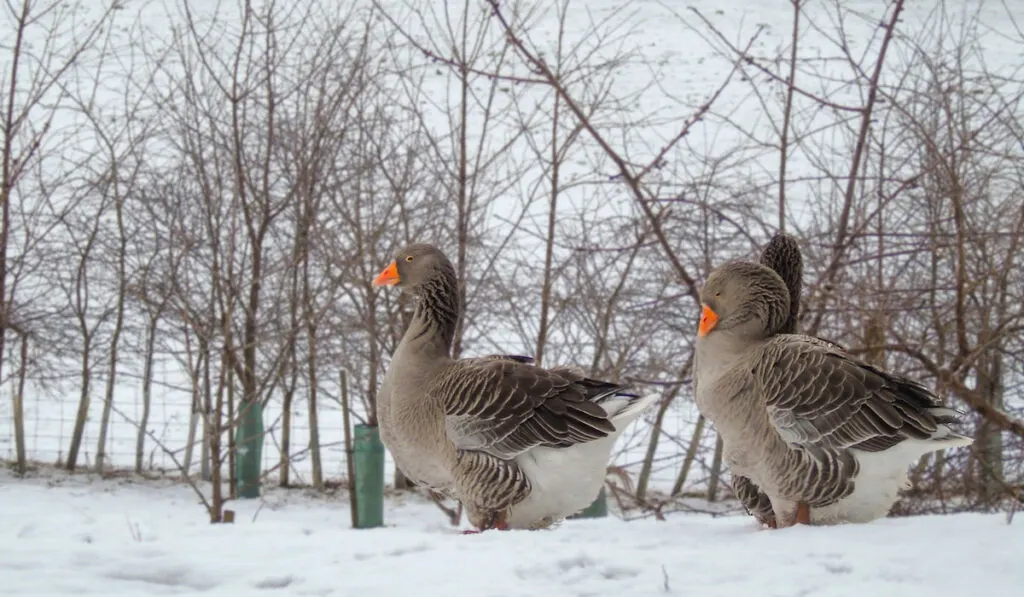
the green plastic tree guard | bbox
[234,400,264,499]
[571,486,608,519]
[353,423,385,528]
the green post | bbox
[235,400,264,499]
[571,486,608,519]
[353,423,385,528]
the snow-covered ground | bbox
[1,470,1021,597]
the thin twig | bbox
[251,500,265,523]
[806,0,907,336]
[686,6,860,113]
[108,402,214,518]
[483,0,755,304]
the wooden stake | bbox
[340,370,359,529]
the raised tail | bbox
[592,388,657,429]
[923,406,973,446]
[562,374,657,430]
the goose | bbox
[731,233,845,527]
[731,233,804,528]
[693,260,973,527]
[372,243,656,532]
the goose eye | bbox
[405,255,414,262]
[715,291,721,297]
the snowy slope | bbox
[0,471,1021,597]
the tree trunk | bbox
[280,386,293,487]
[0,0,30,426]
[280,228,301,487]
[200,337,212,482]
[975,353,1005,507]
[227,364,237,498]
[12,333,28,475]
[671,415,706,496]
[66,337,92,471]
[535,90,561,367]
[635,395,669,502]
[96,188,128,474]
[209,343,229,522]
[706,435,725,502]
[306,320,322,489]
[136,315,160,474]
[862,312,886,367]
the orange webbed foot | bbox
[490,510,510,531]
[795,502,811,525]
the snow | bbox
[1,470,1021,597]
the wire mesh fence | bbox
[0,361,356,484]
[0,358,688,497]
[1,356,1016,520]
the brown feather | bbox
[439,357,630,460]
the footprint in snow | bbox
[515,555,640,582]
[254,575,298,589]
[107,565,219,591]
[353,543,432,560]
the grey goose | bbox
[732,233,848,528]
[372,243,656,532]
[731,232,804,528]
[693,260,973,527]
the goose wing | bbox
[756,335,952,453]
[434,357,626,460]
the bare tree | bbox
[1,0,120,471]
[60,15,159,473]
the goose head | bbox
[372,243,457,296]
[697,261,790,341]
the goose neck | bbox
[401,274,459,358]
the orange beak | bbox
[698,304,719,337]
[372,261,400,287]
